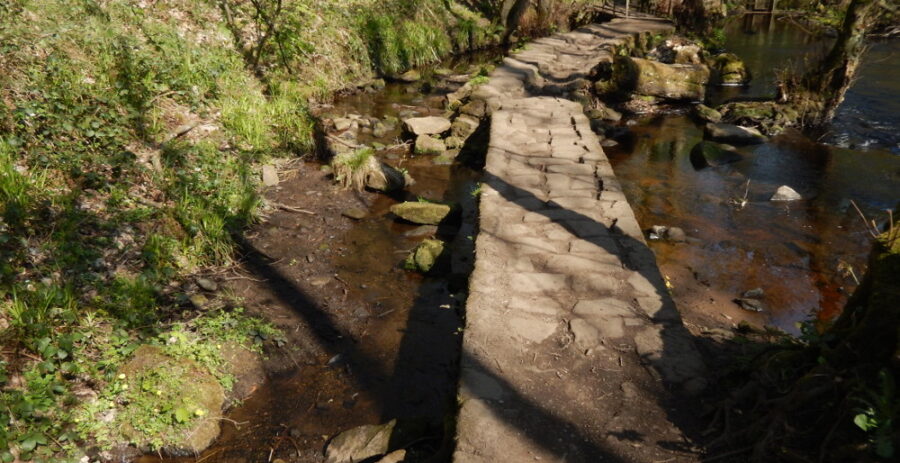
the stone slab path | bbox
[454,18,708,463]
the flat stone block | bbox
[508,315,558,344]
[508,296,563,316]
[544,254,620,274]
[510,273,568,293]
[571,273,624,294]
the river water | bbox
[608,14,900,332]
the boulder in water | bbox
[325,420,396,463]
[404,116,452,136]
[690,141,743,169]
[615,56,710,101]
[403,239,446,273]
[390,201,452,225]
[414,135,446,155]
[704,123,766,145]
[771,185,803,201]
[711,53,751,86]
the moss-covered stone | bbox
[390,202,452,225]
[115,345,225,454]
[693,104,723,123]
[403,239,446,273]
[711,53,751,86]
[615,56,710,101]
[414,135,446,155]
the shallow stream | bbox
[609,14,900,332]
[141,14,898,461]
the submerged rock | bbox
[735,298,765,312]
[704,123,767,145]
[771,185,803,201]
[690,141,742,169]
[341,208,367,220]
[711,53,751,86]
[615,56,710,101]
[326,420,396,463]
[414,135,446,155]
[403,116,452,136]
[390,201,452,225]
[743,288,765,299]
[404,239,446,273]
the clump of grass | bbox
[332,147,384,192]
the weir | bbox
[454,18,709,462]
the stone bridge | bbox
[454,18,709,462]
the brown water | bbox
[610,16,900,332]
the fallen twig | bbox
[276,203,315,215]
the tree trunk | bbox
[800,0,881,124]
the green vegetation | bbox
[0,0,501,459]
[332,147,383,191]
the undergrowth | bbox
[0,0,504,460]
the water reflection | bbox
[710,14,899,154]
[608,115,900,333]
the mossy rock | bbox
[711,53,751,86]
[403,239,446,273]
[693,104,722,123]
[615,56,710,101]
[390,202,452,225]
[414,135,446,155]
[115,345,225,454]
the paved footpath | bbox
[454,18,709,463]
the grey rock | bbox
[460,99,487,118]
[403,225,438,238]
[404,116,452,136]
[705,123,766,145]
[742,288,765,299]
[261,165,279,187]
[771,185,802,201]
[414,135,445,155]
[667,227,687,242]
[735,298,764,312]
[325,420,396,463]
[377,450,407,463]
[333,118,353,132]
[600,138,619,147]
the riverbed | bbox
[608,14,900,333]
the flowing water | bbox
[609,15,900,332]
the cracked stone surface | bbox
[454,17,708,463]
